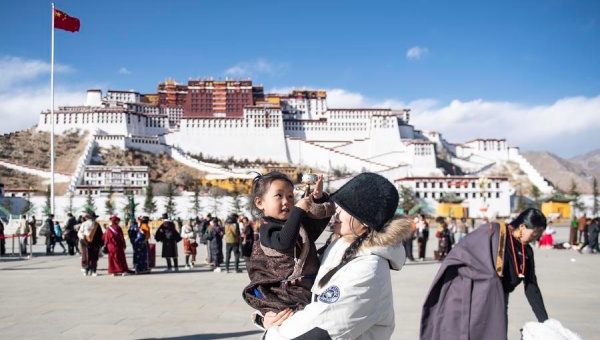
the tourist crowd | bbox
[2,169,593,339]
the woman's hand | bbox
[312,175,324,199]
[264,308,294,329]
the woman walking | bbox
[131,216,151,273]
[155,213,181,272]
[240,216,254,263]
[181,218,198,269]
[207,218,224,272]
[103,215,129,276]
[435,217,452,261]
[79,213,104,276]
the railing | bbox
[66,130,98,195]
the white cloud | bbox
[406,46,429,60]
[0,55,73,90]
[118,67,132,75]
[325,89,600,157]
[326,89,369,108]
[0,55,88,135]
[225,59,289,77]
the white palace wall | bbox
[38,110,169,137]
[177,115,289,163]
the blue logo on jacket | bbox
[319,286,340,303]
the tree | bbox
[569,179,585,215]
[164,182,177,217]
[43,185,51,216]
[82,190,96,216]
[210,188,223,216]
[398,186,418,215]
[189,184,202,216]
[530,185,542,209]
[64,193,77,215]
[592,177,599,217]
[230,189,244,216]
[104,187,116,216]
[123,190,139,222]
[143,183,158,216]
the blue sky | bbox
[1,0,599,158]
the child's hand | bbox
[312,175,324,199]
[296,196,312,212]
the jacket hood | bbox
[359,218,412,270]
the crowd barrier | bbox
[0,233,33,259]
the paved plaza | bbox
[1,225,598,340]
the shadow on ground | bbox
[138,330,263,339]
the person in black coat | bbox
[154,213,181,271]
[588,217,600,254]
[63,213,79,255]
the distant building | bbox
[541,195,572,219]
[395,176,512,218]
[35,76,555,208]
[184,79,262,118]
[157,79,187,107]
[76,165,149,196]
[266,90,328,120]
[105,90,141,104]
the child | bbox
[539,220,556,249]
[435,217,452,261]
[242,171,335,314]
[53,222,67,254]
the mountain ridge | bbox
[522,148,600,194]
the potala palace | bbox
[33,78,556,218]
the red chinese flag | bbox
[54,9,80,32]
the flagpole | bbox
[50,2,56,215]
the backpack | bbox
[162,222,182,243]
[54,225,62,238]
[225,222,239,243]
[199,221,210,244]
[128,224,138,241]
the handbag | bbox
[101,245,108,254]
[39,224,49,237]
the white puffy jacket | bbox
[263,226,407,340]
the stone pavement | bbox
[0,226,597,340]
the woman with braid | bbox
[254,172,411,340]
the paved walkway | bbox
[0,226,597,339]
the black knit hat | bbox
[330,173,399,231]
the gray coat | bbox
[421,222,507,340]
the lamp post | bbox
[128,192,135,224]
[27,186,33,217]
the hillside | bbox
[568,149,600,181]
[0,128,210,192]
[522,151,595,193]
[0,165,44,191]
[91,147,208,190]
[0,128,88,173]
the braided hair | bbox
[318,229,372,288]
